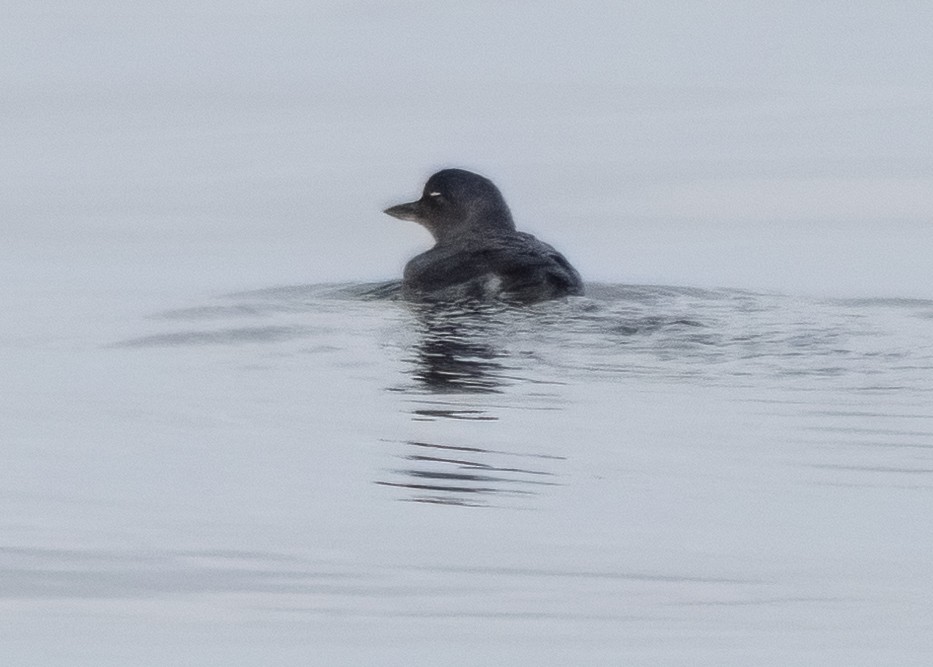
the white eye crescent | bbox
[428,191,442,197]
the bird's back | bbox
[403,230,583,303]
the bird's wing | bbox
[404,233,583,301]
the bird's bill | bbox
[383,199,423,222]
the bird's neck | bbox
[432,209,515,245]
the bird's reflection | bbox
[380,301,566,506]
[377,440,563,507]
[406,301,511,395]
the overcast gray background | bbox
[3,1,932,296]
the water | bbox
[3,281,933,664]
[4,3,933,662]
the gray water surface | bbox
[5,2,933,663]
[3,283,933,664]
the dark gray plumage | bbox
[384,169,584,303]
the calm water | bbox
[5,2,932,664]
[3,281,933,664]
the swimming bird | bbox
[384,169,584,303]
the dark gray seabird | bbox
[384,169,584,303]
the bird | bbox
[384,169,584,304]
